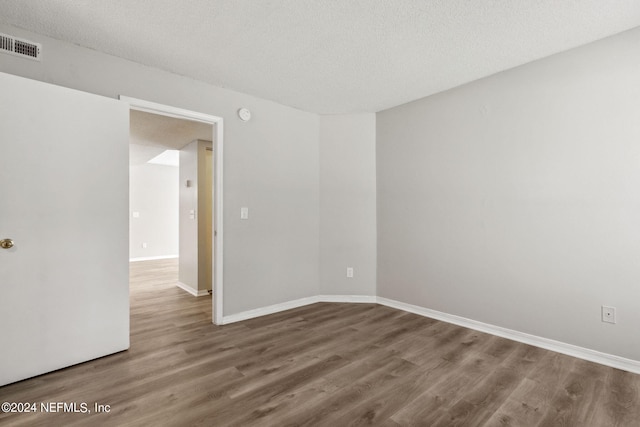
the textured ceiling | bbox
[1,1,640,113]
[129,110,212,165]
[130,110,212,149]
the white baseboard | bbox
[222,296,320,324]
[176,282,209,297]
[129,255,179,262]
[222,294,376,325]
[376,297,640,375]
[218,293,640,374]
[318,295,377,303]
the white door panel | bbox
[0,72,129,386]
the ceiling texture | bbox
[129,109,212,165]
[1,1,640,114]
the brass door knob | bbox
[0,239,14,249]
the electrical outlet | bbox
[602,306,616,324]
[346,267,354,278]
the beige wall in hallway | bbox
[179,139,213,294]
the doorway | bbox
[122,96,224,325]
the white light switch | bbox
[132,211,140,218]
[241,207,249,220]
[189,209,196,220]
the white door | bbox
[0,72,130,386]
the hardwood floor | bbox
[1,258,639,426]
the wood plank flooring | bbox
[1,258,639,426]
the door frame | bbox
[120,96,224,325]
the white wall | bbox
[377,27,640,361]
[319,114,377,296]
[129,162,179,259]
[0,23,320,316]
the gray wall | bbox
[129,162,179,259]
[0,23,320,316]
[319,114,376,296]
[8,20,640,364]
[377,27,640,360]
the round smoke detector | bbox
[237,108,251,121]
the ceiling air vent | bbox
[0,33,41,61]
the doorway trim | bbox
[120,96,224,325]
